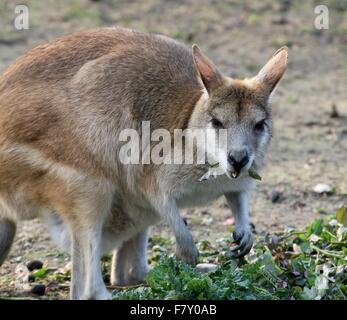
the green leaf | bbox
[308,219,323,236]
[208,161,220,168]
[248,168,262,181]
[300,241,312,254]
[336,206,347,226]
[32,267,49,278]
[113,216,346,300]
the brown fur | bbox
[209,80,270,116]
[0,28,202,179]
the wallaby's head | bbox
[191,45,288,178]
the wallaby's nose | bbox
[228,150,249,173]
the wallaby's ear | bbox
[255,46,288,94]
[192,44,223,94]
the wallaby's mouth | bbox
[230,171,240,179]
[226,169,240,179]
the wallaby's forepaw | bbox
[176,242,199,266]
[230,227,254,258]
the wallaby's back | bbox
[0,27,203,179]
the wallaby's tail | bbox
[0,218,16,266]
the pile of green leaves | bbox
[113,208,347,300]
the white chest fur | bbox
[176,174,255,208]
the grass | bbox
[113,209,347,300]
[0,209,346,300]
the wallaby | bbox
[0,27,288,299]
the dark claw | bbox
[232,238,241,245]
[232,245,249,258]
[232,231,243,243]
[230,244,241,252]
[232,252,244,259]
[233,245,252,259]
[230,229,253,259]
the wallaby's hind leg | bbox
[0,218,16,266]
[66,183,114,300]
[70,220,110,300]
[111,229,149,286]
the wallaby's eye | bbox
[254,119,266,132]
[211,118,223,129]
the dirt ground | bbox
[0,0,346,298]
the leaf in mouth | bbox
[248,167,262,181]
[200,163,262,181]
[208,161,220,168]
[198,162,221,182]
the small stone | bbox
[196,263,218,273]
[23,241,33,250]
[31,284,46,296]
[57,262,71,274]
[313,184,333,194]
[15,264,29,276]
[330,103,340,118]
[222,218,235,226]
[12,256,22,263]
[27,260,43,271]
[270,190,283,203]
[28,275,35,282]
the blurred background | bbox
[0,0,346,297]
